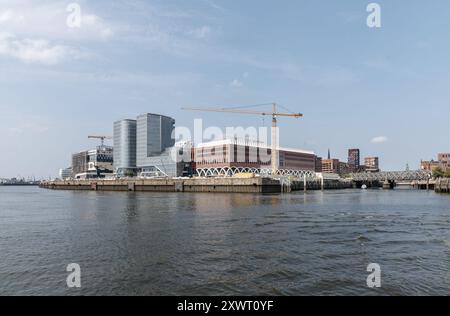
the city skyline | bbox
[1,0,450,177]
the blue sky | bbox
[0,0,449,178]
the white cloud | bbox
[371,136,388,144]
[7,125,49,136]
[203,0,227,12]
[0,0,113,65]
[2,120,50,137]
[0,3,113,41]
[0,1,114,64]
[0,9,14,23]
[189,26,212,39]
[0,33,80,64]
[230,79,243,88]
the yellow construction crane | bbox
[88,135,112,147]
[182,103,303,174]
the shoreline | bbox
[39,177,353,194]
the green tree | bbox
[433,167,444,178]
[445,169,450,178]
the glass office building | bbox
[136,113,175,177]
[136,113,192,178]
[137,113,175,157]
[113,119,137,177]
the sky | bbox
[1,0,449,178]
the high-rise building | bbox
[364,157,380,172]
[348,149,361,172]
[136,113,187,178]
[137,113,175,159]
[113,119,137,177]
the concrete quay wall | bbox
[40,177,282,194]
[435,178,450,194]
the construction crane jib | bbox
[88,135,112,147]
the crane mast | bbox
[182,103,303,175]
[271,103,278,174]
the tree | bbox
[445,169,450,178]
[433,167,444,178]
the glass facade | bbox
[113,119,137,176]
[137,114,179,176]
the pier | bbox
[40,178,282,194]
[40,177,353,194]
[435,178,450,193]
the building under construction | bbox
[71,146,114,179]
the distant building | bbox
[113,119,137,177]
[72,151,89,177]
[71,146,114,179]
[365,157,380,173]
[338,162,352,176]
[315,156,323,173]
[438,153,450,169]
[322,159,340,174]
[348,149,360,173]
[421,160,441,171]
[421,153,450,172]
[59,167,72,180]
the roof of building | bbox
[137,113,175,121]
[196,139,315,155]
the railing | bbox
[350,171,432,182]
[196,167,317,179]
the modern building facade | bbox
[72,151,89,176]
[113,119,137,177]
[365,157,380,172]
[59,167,72,180]
[135,113,192,178]
[348,149,361,173]
[137,113,175,160]
[71,146,114,179]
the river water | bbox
[0,186,449,296]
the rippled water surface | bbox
[1,186,450,296]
